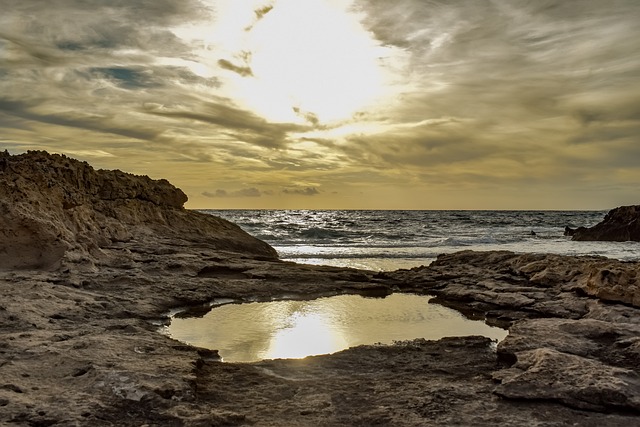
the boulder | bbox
[0,150,277,269]
[565,205,640,241]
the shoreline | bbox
[205,209,640,272]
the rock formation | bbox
[387,251,640,416]
[0,150,276,269]
[565,205,640,241]
[1,151,639,425]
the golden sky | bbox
[1,0,639,209]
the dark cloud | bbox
[0,98,162,141]
[255,5,274,20]
[145,101,307,149]
[283,187,320,196]
[344,0,640,183]
[91,67,159,89]
[1,0,207,27]
[293,107,319,126]
[203,188,263,198]
[0,0,203,67]
[244,4,275,31]
[217,59,253,77]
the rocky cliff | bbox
[565,205,640,241]
[0,150,276,269]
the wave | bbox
[438,236,499,246]
[437,234,530,246]
[199,209,639,268]
[280,252,439,260]
[270,234,529,248]
[298,227,352,240]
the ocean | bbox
[201,210,640,271]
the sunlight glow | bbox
[265,311,348,359]
[244,0,385,123]
[208,0,390,124]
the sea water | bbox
[202,210,640,271]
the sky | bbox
[1,0,639,210]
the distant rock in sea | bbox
[565,205,640,242]
[0,150,277,269]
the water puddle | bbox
[166,293,508,363]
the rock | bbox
[494,347,640,412]
[579,263,640,307]
[387,251,640,419]
[566,205,640,241]
[497,318,640,369]
[0,151,276,270]
[1,242,638,426]
[390,250,640,313]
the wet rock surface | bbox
[1,152,639,425]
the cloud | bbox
[0,0,203,64]
[144,101,307,149]
[255,5,274,20]
[0,98,163,141]
[244,4,275,31]
[90,67,160,89]
[282,187,320,196]
[1,0,639,209]
[217,59,253,77]
[293,107,319,126]
[203,188,263,198]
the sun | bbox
[215,0,388,125]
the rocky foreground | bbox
[1,151,639,426]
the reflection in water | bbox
[167,294,508,363]
[268,311,348,359]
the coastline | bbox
[2,244,638,425]
[204,209,640,272]
[1,152,639,425]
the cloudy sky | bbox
[1,0,639,209]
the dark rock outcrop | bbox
[0,150,276,269]
[565,205,640,241]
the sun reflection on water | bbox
[167,293,508,363]
[265,311,348,360]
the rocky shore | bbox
[1,151,639,426]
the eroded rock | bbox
[0,150,276,270]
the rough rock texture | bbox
[386,250,640,419]
[565,205,640,241]
[1,151,640,425]
[0,150,276,269]
[3,245,640,426]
